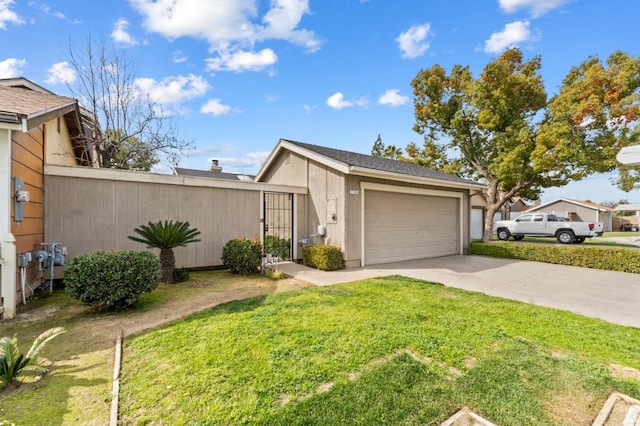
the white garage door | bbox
[364,190,459,265]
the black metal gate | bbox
[263,192,293,261]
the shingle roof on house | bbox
[174,167,254,182]
[0,85,76,118]
[283,139,481,187]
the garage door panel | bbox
[364,190,458,265]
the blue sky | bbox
[1,0,639,204]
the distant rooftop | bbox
[614,204,640,212]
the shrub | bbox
[471,242,640,273]
[265,269,285,280]
[264,235,291,260]
[302,245,345,271]
[173,268,190,283]
[128,220,201,284]
[0,327,66,389]
[64,250,160,311]
[222,238,262,275]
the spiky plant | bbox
[0,327,66,389]
[128,220,201,283]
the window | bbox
[516,215,532,222]
[534,215,544,222]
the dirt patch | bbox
[4,272,312,356]
[609,363,640,381]
[544,388,601,426]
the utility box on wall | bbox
[13,177,29,222]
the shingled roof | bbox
[0,78,95,166]
[0,86,77,120]
[280,139,482,187]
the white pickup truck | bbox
[493,212,604,244]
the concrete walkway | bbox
[278,255,640,328]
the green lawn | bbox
[604,231,640,238]
[119,276,640,425]
[0,270,306,425]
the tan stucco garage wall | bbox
[344,174,470,268]
[259,150,308,186]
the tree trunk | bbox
[159,248,175,284]
[483,204,500,242]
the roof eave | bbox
[529,197,610,213]
[24,101,77,130]
[348,166,486,190]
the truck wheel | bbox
[513,235,524,241]
[556,230,576,244]
[497,228,510,241]
[575,237,585,243]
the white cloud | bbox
[327,92,353,110]
[206,48,277,73]
[112,18,139,46]
[172,50,187,64]
[217,151,271,171]
[184,144,236,156]
[0,0,23,29]
[130,0,322,57]
[200,98,232,116]
[378,89,409,107]
[396,23,431,59]
[327,92,368,109]
[135,74,210,105]
[34,2,82,24]
[0,57,26,78]
[484,20,540,53]
[354,97,368,108]
[499,0,572,17]
[256,0,321,53]
[45,61,76,84]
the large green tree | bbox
[408,48,639,241]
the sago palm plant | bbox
[128,220,201,283]
[0,327,66,389]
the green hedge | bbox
[470,242,640,273]
[64,250,160,311]
[302,245,345,271]
[221,237,262,275]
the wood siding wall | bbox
[11,127,45,299]
[45,175,262,270]
[307,160,345,249]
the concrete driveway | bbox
[279,255,640,328]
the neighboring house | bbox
[0,77,92,318]
[174,159,254,182]
[469,195,532,240]
[526,198,613,232]
[505,196,533,219]
[612,204,640,231]
[256,139,485,267]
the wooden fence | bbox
[44,165,307,270]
